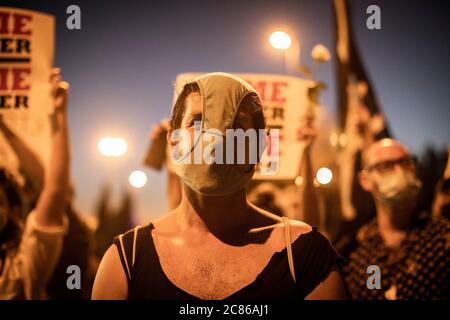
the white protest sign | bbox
[174,73,312,180]
[0,7,54,175]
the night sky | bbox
[2,0,450,221]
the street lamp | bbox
[97,136,128,157]
[268,31,300,74]
[269,31,292,50]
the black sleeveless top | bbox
[113,223,343,300]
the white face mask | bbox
[171,73,262,196]
[374,170,422,206]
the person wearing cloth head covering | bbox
[92,73,346,300]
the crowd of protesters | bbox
[0,71,449,300]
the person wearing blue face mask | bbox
[92,73,346,300]
[344,138,450,300]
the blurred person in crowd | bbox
[432,145,450,220]
[95,184,134,261]
[0,69,71,299]
[334,81,384,255]
[46,183,96,300]
[343,138,450,300]
[1,84,95,300]
[291,112,321,228]
[92,73,346,300]
[434,178,450,220]
[247,183,284,217]
[94,186,134,259]
[0,114,45,218]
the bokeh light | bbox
[269,31,292,50]
[129,170,147,188]
[97,136,128,157]
[316,167,333,185]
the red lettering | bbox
[0,68,8,90]
[0,68,31,90]
[245,80,267,102]
[12,68,30,90]
[13,14,32,35]
[271,82,288,103]
[0,12,10,34]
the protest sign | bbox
[0,7,54,175]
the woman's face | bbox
[180,92,255,129]
[233,105,258,173]
[178,92,256,172]
[171,92,203,161]
[180,92,203,130]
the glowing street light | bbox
[129,170,147,188]
[316,167,333,185]
[97,136,128,157]
[269,31,292,50]
[268,30,300,74]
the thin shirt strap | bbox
[132,226,141,267]
[118,226,141,282]
[282,217,296,284]
[118,234,131,281]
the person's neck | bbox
[376,201,413,248]
[376,202,413,231]
[176,184,253,243]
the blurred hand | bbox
[149,118,170,141]
[356,105,371,131]
[444,144,450,179]
[0,114,10,131]
[297,125,317,150]
[342,203,357,221]
[50,68,70,111]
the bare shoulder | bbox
[92,245,128,300]
[306,264,347,300]
[150,210,179,236]
[249,203,313,243]
[265,218,313,250]
[286,219,313,239]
